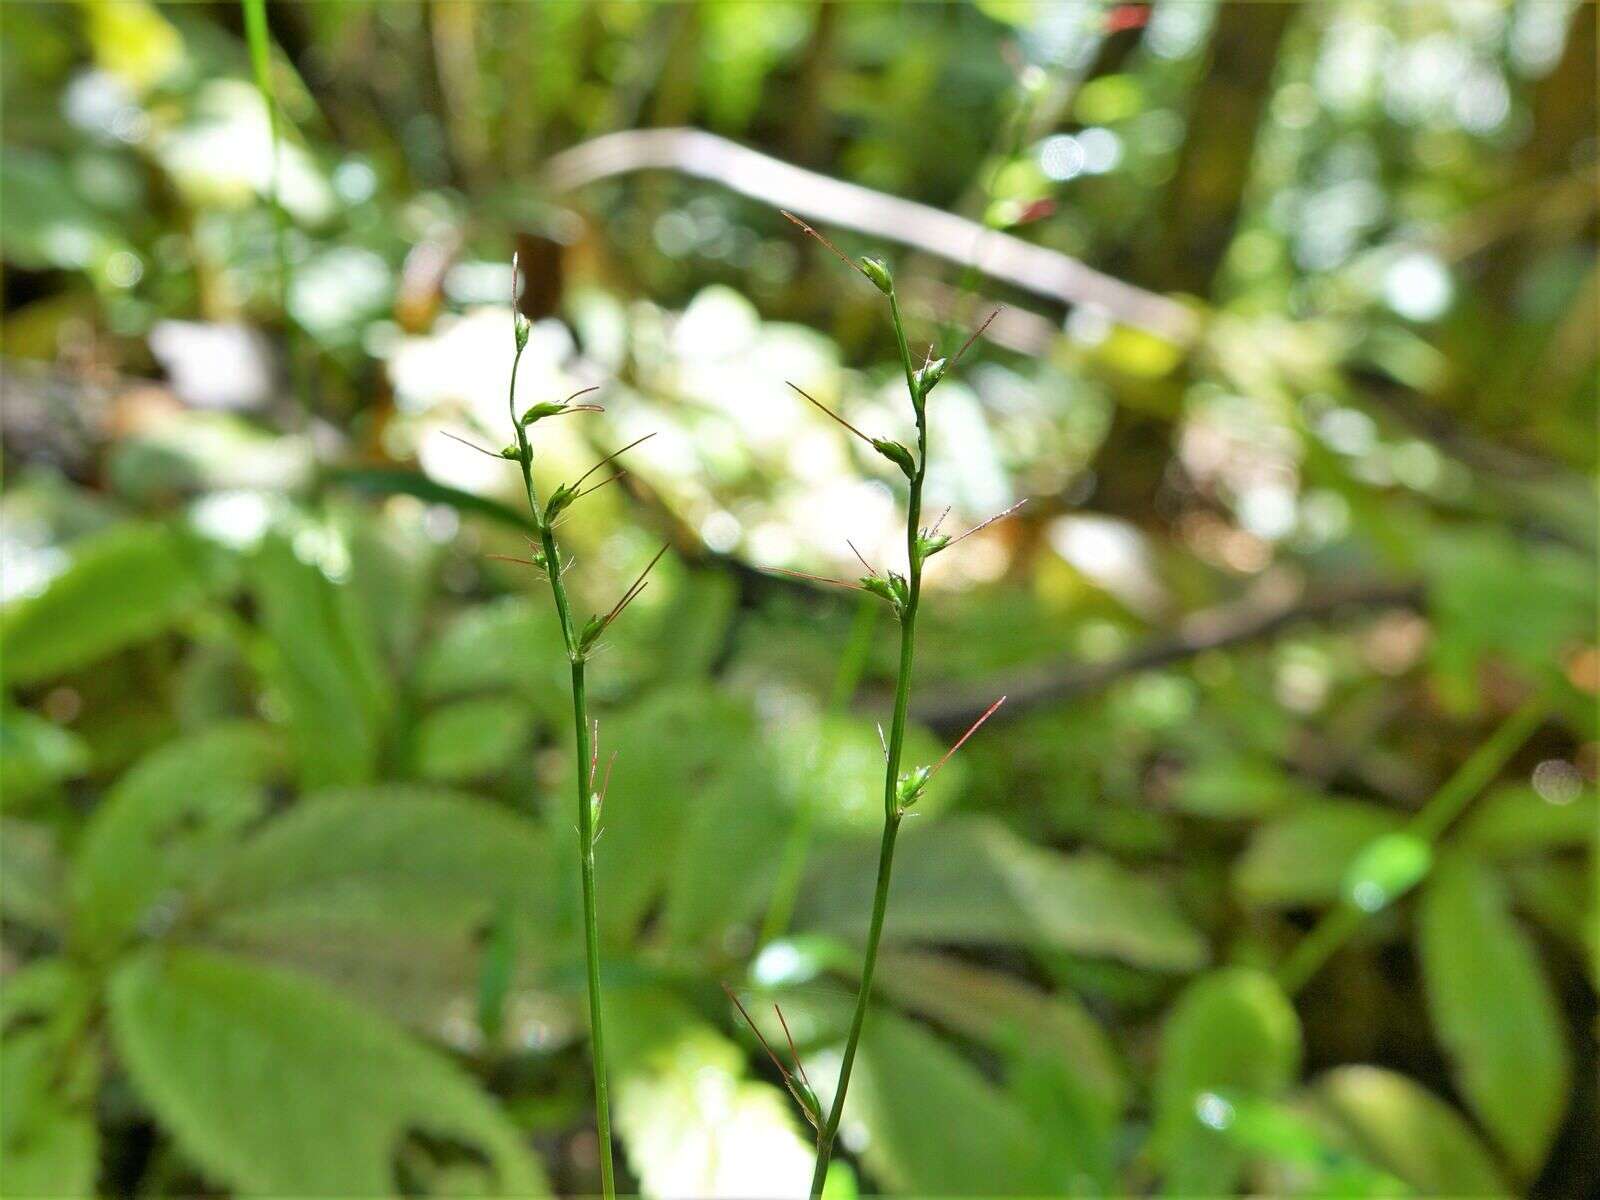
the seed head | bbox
[859,256,894,295]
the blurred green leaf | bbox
[1235,801,1405,908]
[192,788,560,1028]
[108,947,546,1196]
[0,707,90,808]
[849,1007,1058,1194]
[0,1032,99,1199]
[0,818,65,931]
[802,815,1208,971]
[1,960,98,1199]
[414,596,567,724]
[1504,859,1593,953]
[250,533,390,788]
[1153,967,1302,1196]
[872,948,1126,1116]
[606,986,813,1197]
[1205,1095,1406,1197]
[1425,529,1589,712]
[1339,833,1431,915]
[0,146,128,272]
[70,723,280,954]
[774,711,961,834]
[586,684,765,941]
[1172,755,1305,819]
[0,521,219,687]
[1313,1065,1507,1197]
[1417,855,1570,1178]
[1455,784,1596,858]
[414,696,531,782]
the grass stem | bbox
[808,270,929,1199]
[506,311,616,1197]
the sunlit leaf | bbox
[1235,801,1404,908]
[70,723,281,954]
[1417,855,1570,1178]
[1152,967,1302,1196]
[1313,1065,1507,1197]
[871,948,1126,1115]
[801,815,1207,971]
[0,521,219,687]
[0,707,89,808]
[607,986,812,1198]
[414,696,531,782]
[1339,833,1431,914]
[192,788,562,1032]
[1455,784,1596,858]
[250,533,390,788]
[108,948,545,1196]
[847,1007,1059,1194]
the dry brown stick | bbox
[910,578,1424,735]
[542,127,1198,345]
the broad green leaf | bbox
[773,711,960,834]
[1505,859,1592,952]
[108,411,312,500]
[0,1033,98,1199]
[108,947,545,1196]
[801,815,1207,971]
[1456,784,1597,858]
[1425,529,1589,712]
[1004,1036,1118,1197]
[250,533,390,788]
[341,503,436,665]
[1173,756,1305,819]
[0,818,64,931]
[1418,855,1570,1178]
[582,684,766,941]
[634,570,737,685]
[193,788,561,1031]
[0,707,89,808]
[849,1007,1059,1194]
[1340,833,1431,914]
[606,986,813,1198]
[1207,1096,1407,1196]
[1314,1065,1507,1197]
[662,736,786,947]
[413,596,567,726]
[1235,801,1404,908]
[1153,967,1302,1196]
[70,723,280,953]
[1,960,98,1199]
[0,521,217,686]
[872,949,1126,1115]
[0,146,128,272]
[415,696,531,782]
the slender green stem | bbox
[809,282,928,1198]
[240,0,308,423]
[508,347,616,1197]
[1276,695,1548,997]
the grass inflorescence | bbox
[491,258,666,1199]
[776,212,1015,1197]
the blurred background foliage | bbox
[0,1,1595,1196]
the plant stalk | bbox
[509,349,616,1198]
[1276,695,1547,997]
[808,281,927,1198]
[240,0,309,425]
